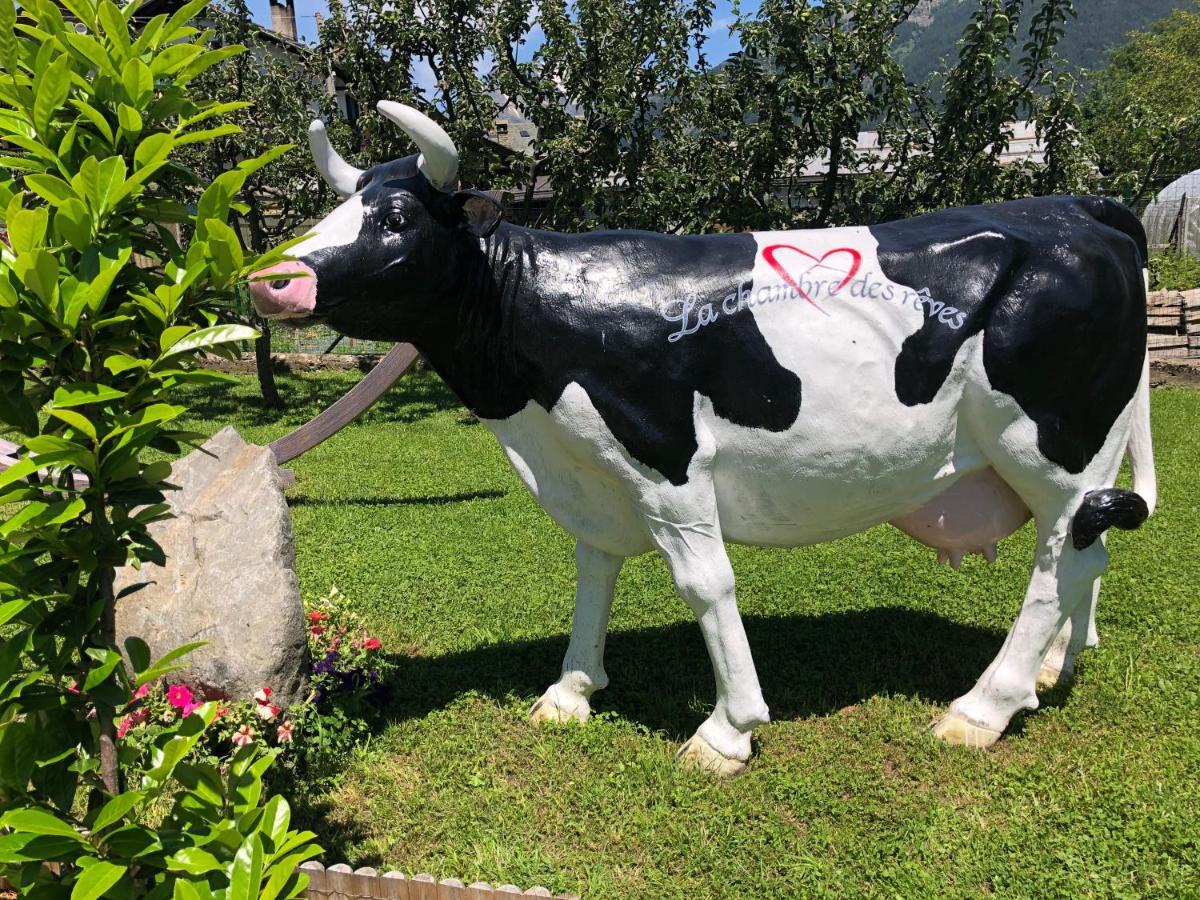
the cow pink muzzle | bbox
[248,260,318,318]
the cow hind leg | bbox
[530,541,623,724]
[1037,575,1100,691]
[934,514,1109,747]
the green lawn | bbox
[182,371,1200,898]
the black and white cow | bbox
[251,103,1155,774]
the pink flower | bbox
[167,684,193,711]
[232,725,254,747]
[215,705,230,720]
[133,682,151,700]
[361,637,381,651]
[117,707,149,740]
[255,703,280,722]
[254,687,272,704]
[277,721,295,743]
[181,701,200,718]
[308,611,329,623]
[310,624,325,636]
[66,680,80,695]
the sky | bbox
[248,0,757,69]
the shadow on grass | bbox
[300,607,1006,865]
[288,489,507,508]
[187,369,462,429]
[377,607,1005,745]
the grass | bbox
[179,371,1200,898]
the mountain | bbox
[892,0,1197,87]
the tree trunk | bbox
[255,317,284,409]
[96,565,122,796]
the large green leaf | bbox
[90,790,147,833]
[158,324,259,360]
[227,833,264,900]
[1,807,85,839]
[0,0,16,71]
[70,860,127,900]
[54,198,93,251]
[50,383,127,409]
[166,846,223,876]
[25,173,78,205]
[32,54,70,139]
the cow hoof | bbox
[1036,662,1073,692]
[675,734,749,778]
[931,712,1002,749]
[528,687,590,725]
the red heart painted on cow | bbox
[761,244,862,314]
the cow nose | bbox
[248,261,318,318]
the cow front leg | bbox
[530,541,623,724]
[648,518,769,777]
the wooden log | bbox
[301,860,328,898]
[521,888,551,897]
[1147,313,1183,328]
[466,882,495,900]
[410,873,438,900]
[437,877,466,898]
[326,863,356,899]
[268,343,419,465]
[379,871,411,900]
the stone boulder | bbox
[115,427,308,706]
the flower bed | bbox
[117,587,390,783]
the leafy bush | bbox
[1149,252,1200,291]
[0,0,319,893]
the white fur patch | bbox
[290,195,365,257]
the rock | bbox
[115,426,308,706]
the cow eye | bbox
[383,211,406,232]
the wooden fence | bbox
[1146,288,1200,360]
[298,862,578,899]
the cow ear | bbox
[451,190,503,237]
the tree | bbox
[180,0,345,407]
[1082,4,1200,200]
[314,0,1088,237]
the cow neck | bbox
[410,222,539,420]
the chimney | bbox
[268,0,298,42]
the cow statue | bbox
[250,102,1155,775]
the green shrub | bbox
[0,0,319,894]
[1148,252,1200,291]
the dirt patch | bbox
[1150,358,1200,389]
[204,352,390,375]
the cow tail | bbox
[1126,342,1157,519]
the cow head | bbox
[248,101,502,342]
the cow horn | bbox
[376,100,459,192]
[307,119,362,199]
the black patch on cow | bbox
[415,228,801,485]
[873,196,1147,474]
[1071,488,1149,550]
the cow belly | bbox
[888,467,1030,567]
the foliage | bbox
[316,0,511,189]
[860,0,1090,220]
[315,0,1088,233]
[172,368,1200,897]
[1149,251,1200,290]
[4,703,318,900]
[1082,4,1200,200]
[177,0,346,407]
[0,0,319,893]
